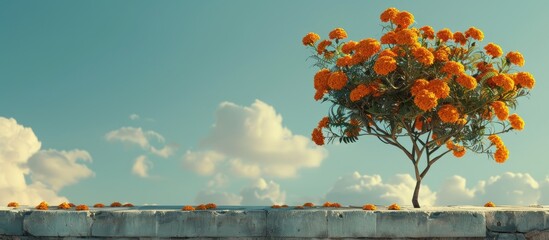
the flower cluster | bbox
[387,203,401,210]
[36,201,48,210]
[488,135,509,163]
[322,201,342,208]
[484,201,496,207]
[58,202,71,209]
[303,7,534,164]
[7,202,19,208]
[362,204,376,210]
[76,205,89,211]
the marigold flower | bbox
[508,113,525,130]
[506,51,525,67]
[93,203,105,208]
[453,146,466,158]
[341,40,358,54]
[456,73,477,90]
[7,202,19,208]
[380,31,397,44]
[427,79,450,99]
[36,201,48,210]
[324,51,335,60]
[476,61,494,72]
[456,118,467,126]
[330,202,342,208]
[446,140,455,150]
[436,28,453,42]
[182,205,195,211]
[465,27,484,41]
[350,84,372,102]
[314,69,331,91]
[317,40,332,54]
[414,89,438,111]
[329,28,348,40]
[317,116,329,129]
[312,128,325,145]
[453,31,467,45]
[484,43,503,58]
[414,116,423,131]
[346,119,360,137]
[322,202,332,207]
[58,202,71,209]
[314,89,326,101]
[196,204,207,210]
[494,147,509,163]
[388,203,400,210]
[441,61,464,76]
[378,49,397,59]
[281,204,289,208]
[438,104,460,123]
[336,55,352,67]
[433,48,449,62]
[271,205,281,208]
[205,203,217,209]
[76,205,89,211]
[514,72,535,89]
[393,11,414,28]
[355,38,381,59]
[488,135,504,148]
[123,203,134,207]
[295,206,304,209]
[419,26,434,39]
[484,201,496,207]
[303,202,315,207]
[302,32,321,46]
[362,204,376,210]
[491,74,515,92]
[110,202,122,207]
[374,56,397,75]
[412,47,434,66]
[395,29,418,45]
[68,203,75,207]
[380,7,399,22]
[491,101,509,120]
[328,71,348,90]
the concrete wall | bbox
[1,205,549,239]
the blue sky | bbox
[1,0,548,206]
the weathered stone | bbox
[91,210,157,237]
[427,211,486,237]
[375,211,429,238]
[486,211,517,233]
[496,233,526,240]
[515,211,545,232]
[0,210,25,235]
[266,209,328,238]
[525,230,549,240]
[23,210,92,237]
[326,210,376,237]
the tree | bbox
[302,7,535,208]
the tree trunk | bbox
[412,179,421,208]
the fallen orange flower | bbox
[110,202,122,207]
[388,203,400,210]
[7,202,19,208]
[182,205,195,211]
[36,201,48,210]
[76,205,89,211]
[362,204,376,210]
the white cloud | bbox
[182,100,326,179]
[132,155,153,178]
[150,144,177,158]
[194,190,243,205]
[207,173,229,188]
[240,178,286,205]
[437,175,479,206]
[129,114,140,120]
[27,149,94,191]
[105,127,164,149]
[324,172,437,207]
[0,117,93,205]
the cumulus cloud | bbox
[324,172,437,206]
[436,175,479,206]
[0,117,93,205]
[106,127,177,159]
[150,144,178,158]
[240,178,286,205]
[183,100,326,179]
[132,155,153,178]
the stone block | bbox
[0,210,25,235]
[427,211,486,237]
[515,211,545,232]
[326,210,376,238]
[23,210,92,237]
[266,209,328,238]
[525,230,549,240]
[486,211,517,233]
[375,210,429,238]
[91,210,157,237]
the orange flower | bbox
[317,40,332,54]
[206,203,217,209]
[374,56,397,75]
[336,55,352,67]
[93,203,105,208]
[508,113,525,130]
[329,28,347,40]
[438,104,460,123]
[395,29,418,45]
[302,32,320,46]
[453,31,467,45]
[491,74,515,92]
[123,203,134,207]
[295,206,304,209]
[419,26,435,39]
[303,202,315,207]
[388,203,400,210]
[362,204,376,210]
[314,89,326,101]
[452,146,466,158]
[341,40,358,54]
[380,31,397,44]
[318,116,329,129]
[484,43,503,58]
[393,11,414,28]
[414,89,438,111]
[322,202,332,207]
[506,51,525,66]
[110,202,122,207]
[488,135,504,148]
[456,117,467,126]
[312,128,325,145]
[484,201,496,207]
[69,203,76,207]
[436,28,453,42]
[412,47,434,66]
[195,204,207,210]
[427,79,450,99]
[514,72,535,89]
[314,69,331,91]
[76,205,89,211]
[456,73,477,90]
[380,7,399,22]
[476,61,494,72]
[433,48,449,62]
[441,61,464,76]
[414,116,423,131]
[355,38,381,59]
[446,140,455,150]
[36,201,48,210]
[7,202,19,208]
[330,202,342,208]
[491,101,509,120]
[350,84,372,102]
[379,49,397,58]
[58,202,71,209]
[465,27,484,41]
[494,146,509,163]
[324,51,335,60]
[182,205,195,211]
[328,71,348,90]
